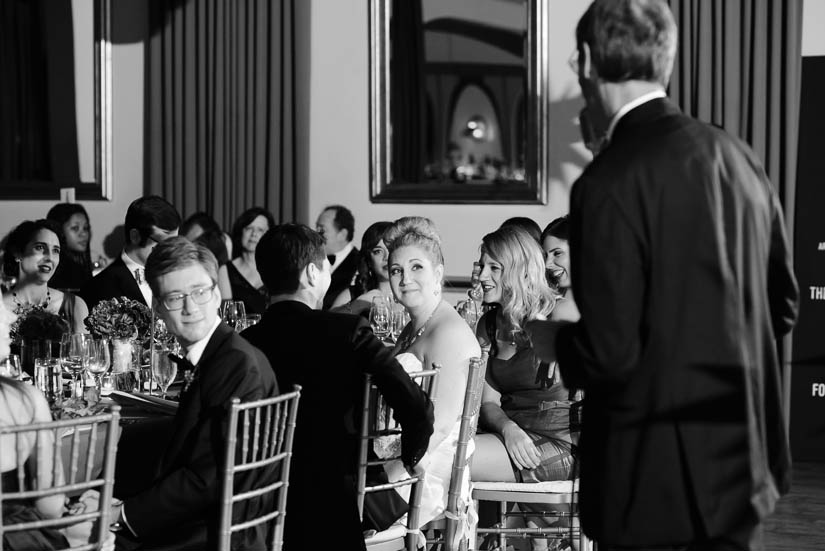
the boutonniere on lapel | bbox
[169,354,198,394]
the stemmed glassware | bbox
[84,338,111,404]
[456,299,480,329]
[221,300,247,331]
[60,333,87,403]
[151,344,178,400]
[389,302,409,344]
[369,296,391,342]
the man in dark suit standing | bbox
[81,196,180,311]
[111,237,278,550]
[316,204,359,309]
[552,1,800,550]
[242,223,433,551]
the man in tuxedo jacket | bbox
[241,223,433,551]
[552,1,800,550]
[111,237,278,550]
[80,195,180,311]
[316,204,359,309]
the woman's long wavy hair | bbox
[352,221,392,297]
[481,225,555,334]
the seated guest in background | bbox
[193,229,232,300]
[180,211,233,258]
[80,195,180,310]
[241,223,433,551]
[541,216,580,322]
[500,216,542,244]
[0,292,112,550]
[111,237,278,551]
[45,203,93,292]
[471,226,577,482]
[2,220,89,335]
[330,220,392,316]
[384,216,480,530]
[227,207,274,314]
[316,204,359,310]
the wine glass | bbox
[369,296,391,341]
[151,345,178,400]
[389,303,409,344]
[84,338,111,403]
[456,299,480,329]
[0,354,21,379]
[60,333,87,403]
[222,300,247,330]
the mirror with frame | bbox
[0,0,111,200]
[369,0,549,204]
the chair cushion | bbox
[472,479,579,493]
[365,523,407,545]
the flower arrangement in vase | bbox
[10,304,69,376]
[84,297,152,381]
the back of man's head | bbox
[576,0,677,88]
[124,195,181,245]
[325,205,355,243]
[256,224,325,296]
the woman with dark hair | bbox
[45,203,93,292]
[540,216,580,322]
[330,220,392,316]
[2,220,88,334]
[194,229,232,299]
[500,216,542,244]
[227,207,276,314]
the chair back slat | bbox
[217,386,302,551]
[356,366,440,550]
[0,406,121,551]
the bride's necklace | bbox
[398,300,442,352]
[12,287,51,310]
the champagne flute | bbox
[389,303,409,344]
[151,345,178,400]
[84,338,111,403]
[60,333,87,403]
[369,296,391,341]
[456,299,480,329]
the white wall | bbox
[0,8,144,262]
[802,0,825,56]
[306,0,591,278]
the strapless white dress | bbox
[382,353,476,545]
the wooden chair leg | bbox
[498,499,507,551]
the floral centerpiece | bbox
[10,304,69,375]
[84,297,152,375]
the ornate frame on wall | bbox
[369,0,550,204]
[0,0,111,200]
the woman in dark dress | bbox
[227,207,275,314]
[329,220,393,316]
[45,203,93,292]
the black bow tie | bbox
[327,254,336,264]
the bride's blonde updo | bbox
[384,216,445,268]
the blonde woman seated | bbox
[471,225,578,485]
[383,216,480,531]
[0,294,111,550]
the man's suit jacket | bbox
[241,300,433,551]
[323,246,359,309]
[123,322,279,550]
[556,98,799,546]
[80,256,145,311]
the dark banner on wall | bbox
[791,55,825,461]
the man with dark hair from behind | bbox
[316,204,359,309]
[549,1,799,550]
[80,195,181,310]
[110,237,278,550]
[241,223,433,551]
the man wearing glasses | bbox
[110,237,279,551]
[81,195,180,311]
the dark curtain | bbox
[0,0,79,186]
[390,0,426,183]
[667,0,803,389]
[145,0,297,229]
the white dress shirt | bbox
[184,318,222,366]
[121,250,153,306]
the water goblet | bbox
[60,333,87,403]
[221,300,247,330]
[84,338,111,403]
[151,345,178,400]
[369,297,391,341]
[456,299,480,329]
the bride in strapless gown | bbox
[382,216,481,545]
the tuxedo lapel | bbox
[110,257,147,305]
